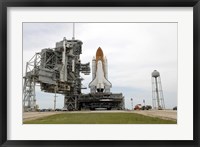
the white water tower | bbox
[151,70,165,110]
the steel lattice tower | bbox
[151,70,165,110]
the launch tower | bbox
[23,37,90,111]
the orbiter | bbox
[89,47,112,93]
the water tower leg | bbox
[155,77,161,109]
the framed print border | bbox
[0,0,199,146]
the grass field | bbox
[24,112,176,124]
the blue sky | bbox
[23,23,177,109]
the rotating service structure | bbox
[23,37,90,111]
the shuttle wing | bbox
[89,77,98,87]
[103,77,112,87]
[89,76,111,88]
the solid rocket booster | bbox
[104,56,108,79]
[89,47,112,93]
[92,56,96,79]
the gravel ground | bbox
[23,112,64,121]
[131,110,177,121]
[23,110,177,122]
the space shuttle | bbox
[89,47,112,93]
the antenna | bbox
[72,23,75,40]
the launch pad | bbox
[23,35,124,111]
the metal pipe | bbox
[155,77,160,109]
